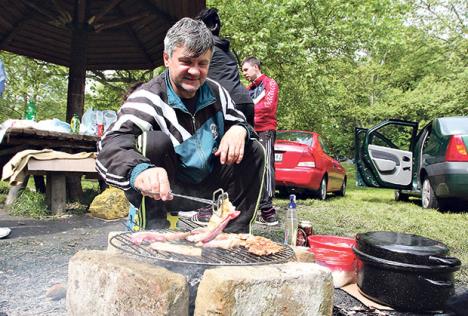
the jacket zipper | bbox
[190,113,208,169]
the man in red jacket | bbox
[242,56,279,225]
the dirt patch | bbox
[0,209,123,315]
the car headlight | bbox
[297,161,316,167]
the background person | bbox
[242,56,279,226]
[96,18,265,233]
[195,8,254,126]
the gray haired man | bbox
[97,18,266,233]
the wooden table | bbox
[1,128,101,213]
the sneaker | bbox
[190,206,212,226]
[255,208,279,226]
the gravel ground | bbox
[0,209,465,316]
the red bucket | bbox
[308,235,357,287]
[308,235,356,254]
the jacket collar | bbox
[164,70,216,113]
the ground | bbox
[0,209,465,316]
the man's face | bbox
[163,45,212,99]
[242,62,259,82]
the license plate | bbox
[275,153,283,162]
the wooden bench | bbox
[6,158,100,214]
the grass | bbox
[272,163,468,285]
[0,178,101,218]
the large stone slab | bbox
[195,262,333,316]
[67,250,189,316]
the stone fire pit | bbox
[66,232,334,315]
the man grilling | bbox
[96,18,265,233]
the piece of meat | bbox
[186,228,210,243]
[244,235,283,256]
[150,242,202,257]
[200,211,240,243]
[162,231,191,242]
[201,234,241,249]
[130,231,167,245]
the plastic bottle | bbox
[96,110,104,137]
[70,114,80,134]
[284,194,298,246]
[24,100,37,121]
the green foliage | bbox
[208,0,467,158]
[9,189,49,219]
[0,52,68,122]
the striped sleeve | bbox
[96,89,165,190]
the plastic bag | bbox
[79,109,118,136]
[36,118,71,133]
[80,108,97,136]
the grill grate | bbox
[109,229,295,266]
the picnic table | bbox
[0,127,101,213]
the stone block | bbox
[67,250,189,316]
[195,262,333,316]
[107,231,127,254]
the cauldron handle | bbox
[428,255,461,267]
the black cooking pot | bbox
[353,231,461,312]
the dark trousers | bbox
[126,131,265,233]
[257,130,276,211]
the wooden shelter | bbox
[0,0,205,120]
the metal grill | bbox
[109,229,295,266]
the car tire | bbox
[317,177,327,200]
[394,190,409,201]
[336,179,346,197]
[422,178,439,209]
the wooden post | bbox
[66,0,89,202]
[66,0,89,121]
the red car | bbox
[274,130,347,199]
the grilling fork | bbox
[171,188,229,216]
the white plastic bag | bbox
[80,108,97,136]
[36,118,71,133]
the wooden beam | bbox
[23,0,57,21]
[116,6,154,68]
[77,0,87,24]
[0,11,34,50]
[88,0,124,25]
[94,13,151,33]
[141,0,178,24]
[52,0,72,24]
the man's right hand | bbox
[133,167,173,201]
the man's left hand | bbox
[214,125,247,165]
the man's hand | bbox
[214,125,247,165]
[133,167,173,201]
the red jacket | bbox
[247,74,279,132]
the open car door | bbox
[355,119,418,189]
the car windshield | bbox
[439,117,468,135]
[277,131,313,146]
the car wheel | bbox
[422,178,439,209]
[336,179,346,197]
[394,190,409,201]
[317,177,327,200]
